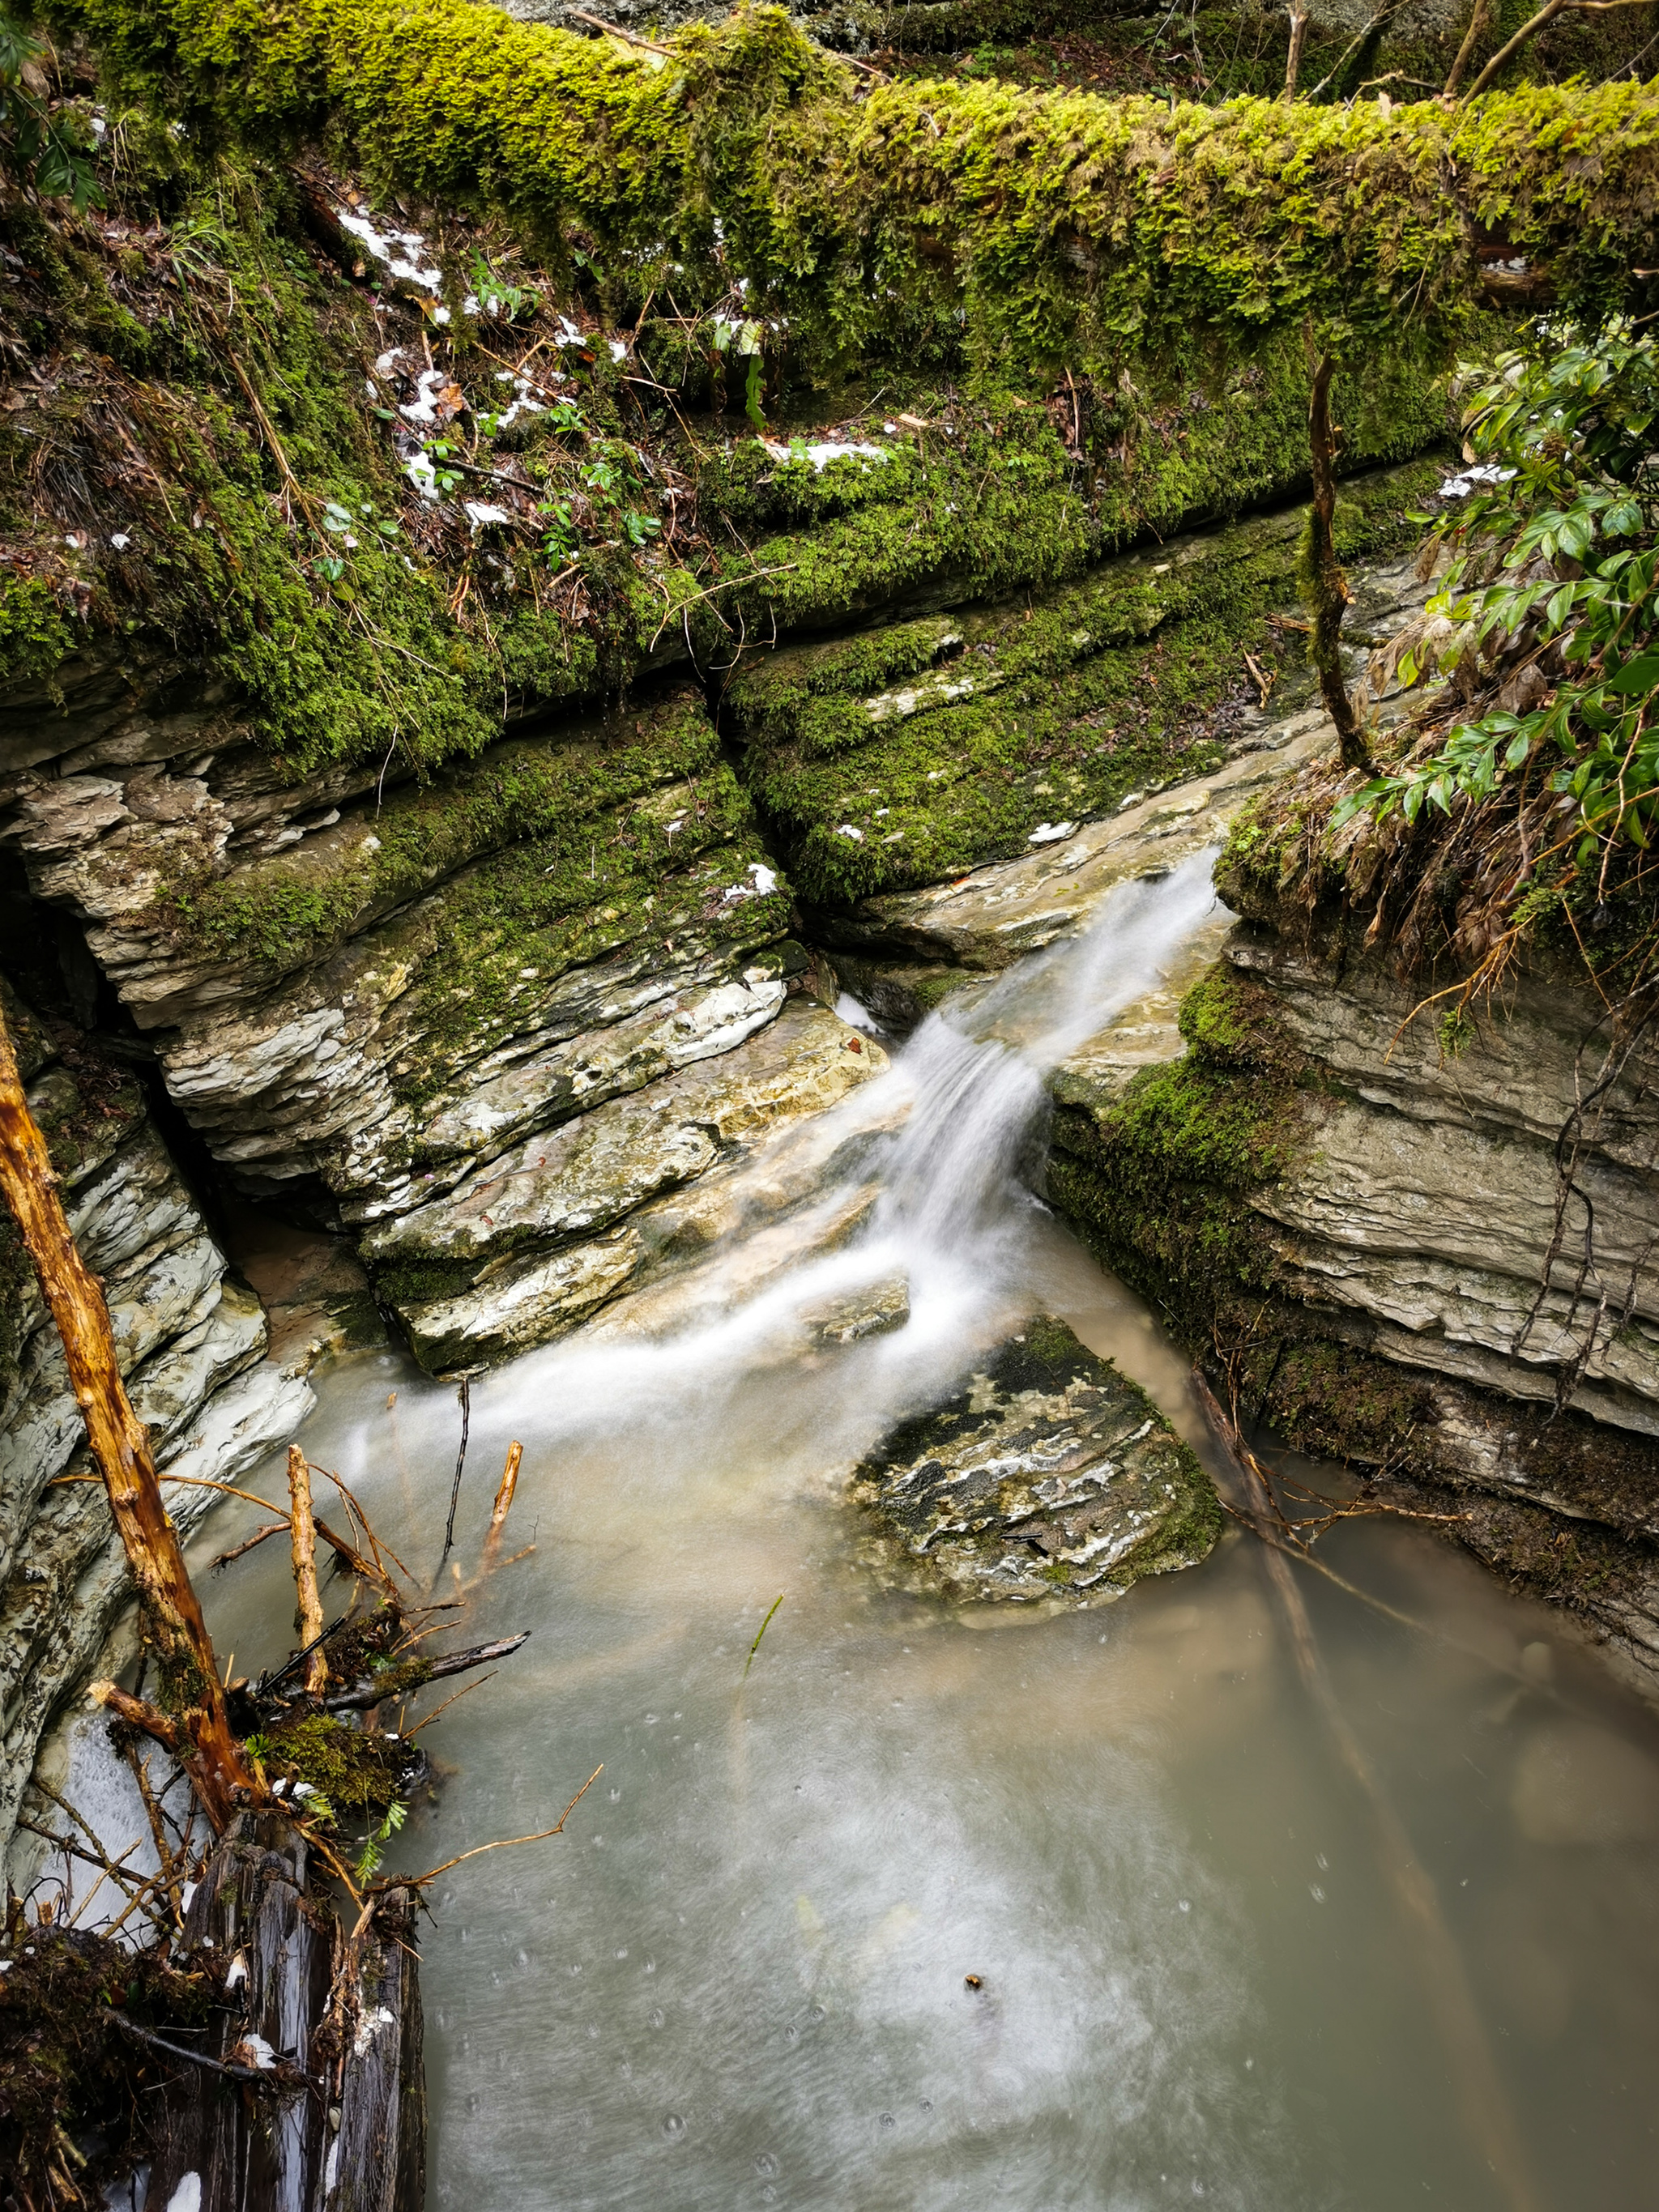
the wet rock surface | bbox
[0,990,310,1872]
[849,1315,1221,1606]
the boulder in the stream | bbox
[850,1316,1220,1605]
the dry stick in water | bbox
[483,1441,523,1567]
[288,1446,328,1694]
[386,1764,604,1892]
[440,1376,471,1570]
[0,997,250,1826]
[1196,1379,1544,2212]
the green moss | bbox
[0,578,75,687]
[371,765,791,1132]
[173,688,724,971]
[1046,959,1310,1299]
[44,2,1659,386]
[256,1708,415,1818]
[735,454,1441,905]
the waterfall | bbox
[493,850,1224,1471]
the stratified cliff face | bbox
[0,979,309,1865]
[0,73,1450,1831]
[1046,898,1659,1689]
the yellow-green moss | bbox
[734,454,1442,903]
[43,2,1659,385]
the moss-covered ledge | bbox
[45,0,1659,384]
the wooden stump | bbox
[143,1813,424,2212]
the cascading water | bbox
[56,854,1659,2212]
[466,847,1226,1473]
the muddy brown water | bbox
[185,862,1659,2211]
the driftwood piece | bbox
[483,1441,523,1566]
[289,1446,329,1694]
[145,1814,333,2207]
[330,1888,426,2212]
[322,1632,531,1712]
[140,1813,424,2212]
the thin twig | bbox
[403,1669,498,1739]
[384,1766,603,1890]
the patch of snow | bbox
[405,451,440,501]
[336,209,442,292]
[463,501,514,530]
[609,339,628,363]
[764,437,889,474]
[109,533,130,550]
[399,367,454,428]
[165,2179,202,2212]
[722,860,779,903]
[1028,821,1077,845]
[836,824,864,842]
[1439,463,1517,499]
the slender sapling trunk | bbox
[1305,349,1371,770]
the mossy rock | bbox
[727,455,1444,906]
[848,1312,1221,1605]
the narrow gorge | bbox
[3,1,1659,2206]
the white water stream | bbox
[64,855,1659,2209]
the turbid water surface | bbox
[181,861,1659,2212]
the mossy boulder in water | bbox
[849,1315,1220,1605]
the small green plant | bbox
[0,13,100,211]
[167,213,233,285]
[421,438,465,497]
[1336,322,1659,878]
[313,497,397,593]
[466,246,539,322]
[354,1797,407,1883]
[1436,1005,1475,1057]
[711,313,766,431]
[538,497,579,562]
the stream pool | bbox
[187,861,1659,2212]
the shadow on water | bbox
[183,853,1659,2212]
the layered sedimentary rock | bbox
[1045,905,1659,1685]
[849,1315,1220,1604]
[0,989,309,1870]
